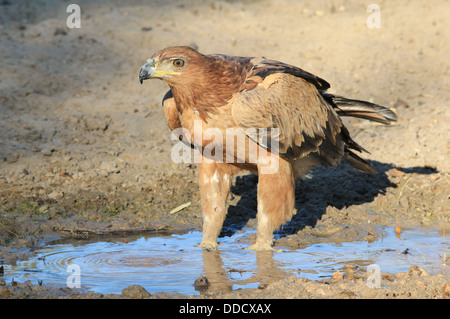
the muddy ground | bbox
[0,0,448,299]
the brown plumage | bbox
[139,46,397,251]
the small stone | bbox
[100,161,118,173]
[442,283,450,299]
[5,153,19,163]
[48,191,64,200]
[59,171,72,177]
[314,10,324,16]
[388,168,405,177]
[343,264,356,280]
[54,27,67,36]
[408,265,429,277]
[41,148,54,156]
[121,285,151,299]
[258,283,269,289]
[331,271,344,280]
[382,273,395,282]
[194,275,210,292]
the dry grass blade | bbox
[168,201,191,215]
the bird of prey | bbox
[139,46,396,251]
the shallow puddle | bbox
[3,227,448,295]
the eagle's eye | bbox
[172,59,185,68]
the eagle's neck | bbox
[168,56,249,120]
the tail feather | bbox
[321,92,397,173]
[322,92,397,124]
[344,147,377,174]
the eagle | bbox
[139,46,396,251]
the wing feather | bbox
[162,90,182,131]
[227,56,387,172]
[244,58,331,91]
[231,73,338,159]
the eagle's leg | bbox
[248,155,296,251]
[197,160,232,250]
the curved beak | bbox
[139,58,157,84]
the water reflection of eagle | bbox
[139,46,396,251]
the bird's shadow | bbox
[220,161,437,239]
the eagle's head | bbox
[139,46,202,85]
[139,46,251,110]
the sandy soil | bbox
[0,0,449,299]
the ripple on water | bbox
[3,227,448,295]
